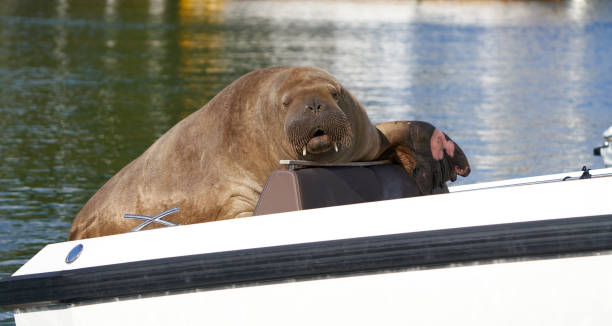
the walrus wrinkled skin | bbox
[69,66,470,240]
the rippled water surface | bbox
[1,0,612,323]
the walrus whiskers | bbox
[68,66,470,240]
[286,109,352,156]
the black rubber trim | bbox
[2,214,612,308]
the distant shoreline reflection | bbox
[1,1,611,324]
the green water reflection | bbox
[2,0,612,323]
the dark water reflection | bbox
[1,0,612,323]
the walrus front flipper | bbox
[376,121,471,194]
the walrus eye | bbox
[331,91,339,101]
[282,100,291,109]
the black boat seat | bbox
[253,162,448,216]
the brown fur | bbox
[69,67,470,240]
[69,67,385,240]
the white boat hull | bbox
[15,253,612,326]
[4,167,612,326]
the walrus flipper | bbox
[376,121,471,194]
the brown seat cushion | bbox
[254,164,445,216]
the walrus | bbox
[69,66,470,240]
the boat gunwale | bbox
[2,213,612,309]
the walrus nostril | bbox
[313,129,326,137]
[306,103,324,112]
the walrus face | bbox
[283,84,353,158]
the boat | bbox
[594,125,612,167]
[2,162,612,326]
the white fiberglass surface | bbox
[14,171,612,276]
[14,253,612,326]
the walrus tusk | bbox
[67,66,471,241]
[334,143,338,152]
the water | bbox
[1,0,611,323]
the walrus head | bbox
[281,70,353,159]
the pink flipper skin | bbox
[376,121,470,194]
